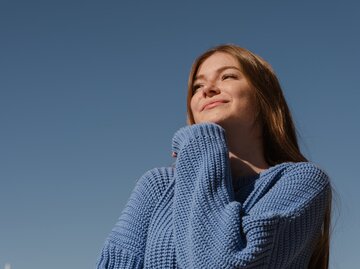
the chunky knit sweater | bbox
[96,123,330,269]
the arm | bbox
[96,168,172,269]
[172,123,330,268]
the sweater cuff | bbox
[172,123,226,154]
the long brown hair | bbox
[186,44,331,269]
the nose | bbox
[202,83,220,97]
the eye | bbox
[222,73,238,80]
[192,83,203,94]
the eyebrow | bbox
[194,65,241,82]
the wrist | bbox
[172,123,227,155]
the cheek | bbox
[189,97,201,122]
[190,97,197,113]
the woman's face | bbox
[190,52,258,132]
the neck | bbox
[225,128,269,179]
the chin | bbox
[195,117,228,126]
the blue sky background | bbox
[1,1,359,268]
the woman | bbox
[96,44,331,269]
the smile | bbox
[202,100,228,111]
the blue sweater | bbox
[96,123,330,268]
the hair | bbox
[186,44,331,269]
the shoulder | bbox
[248,162,330,217]
[257,162,330,195]
[134,166,175,196]
[262,162,329,187]
[279,162,330,190]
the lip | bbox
[201,100,228,111]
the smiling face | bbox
[190,52,259,133]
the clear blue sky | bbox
[1,1,359,268]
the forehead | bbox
[196,52,240,75]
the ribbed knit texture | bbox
[96,123,330,269]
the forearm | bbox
[173,123,244,267]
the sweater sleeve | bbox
[172,123,330,268]
[96,168,172,269]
